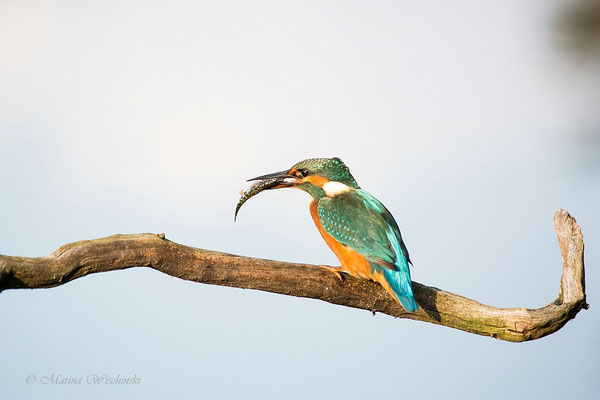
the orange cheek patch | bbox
[305,175,329,187]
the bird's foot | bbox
[317,265,345,281]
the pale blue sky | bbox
[1,1,599,399]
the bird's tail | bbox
[374,261,418,313]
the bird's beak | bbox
[247,169,299,188]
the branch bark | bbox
[0,209,587,342]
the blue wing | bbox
[318,190,417,312]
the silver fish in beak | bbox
[234,177,287,221]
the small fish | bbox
[234,178,285,221]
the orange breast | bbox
[309,200,373,280]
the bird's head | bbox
[248,157,360,200]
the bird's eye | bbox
[297,168,309,177]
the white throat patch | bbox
[323,181,352,197]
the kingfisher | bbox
[244,157,418,312]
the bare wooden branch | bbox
[0,209,587,342]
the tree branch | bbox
[0,209,588,342]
